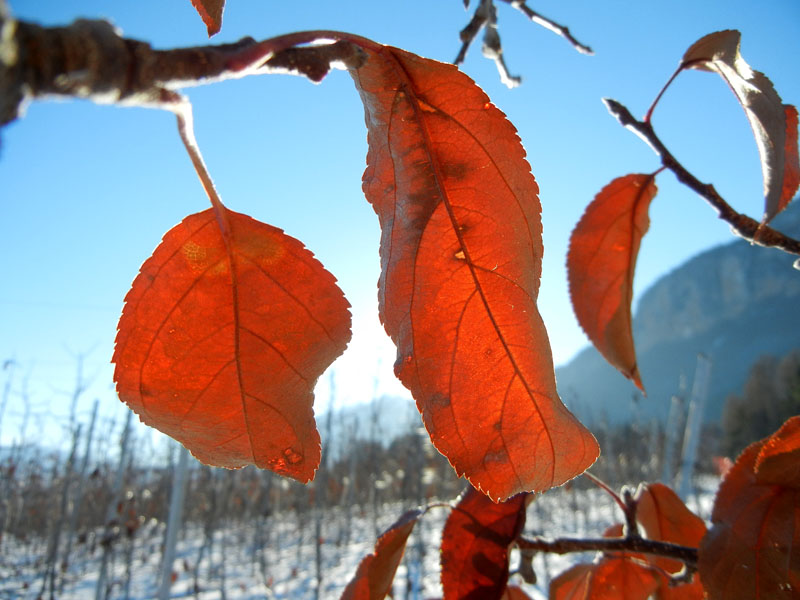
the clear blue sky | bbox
[2,0,799,449]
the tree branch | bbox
[498,0,593,55]
[0,15,365,129]
[455,0,590,87]
[517,534,699,568]
[604,98,800,263]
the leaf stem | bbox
[645,65,683,123]
[583,472,626,513]
[603,98,800,260]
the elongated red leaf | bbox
[189,0,224,36]
[349,41,598,501]
[681,30,800,222]
[567,173,658,391]
[778,104,800,217]
[441,485,530,600]
[550,558,659,600]
[698,416,800,599]
[340,509,421,600]
[113,206,351,482]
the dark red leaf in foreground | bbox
[755,414,800,485]
[349,41,598,501]
[189,0,225,36]
[568,173,658,391]
[340,509,421,600]
[699,416,800,599]
[113,207,351,482]
[440,486,530,599]
[549,558,659,600]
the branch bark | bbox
[517,534,699,567]
[604,98,800,262]
[0,14,365,129]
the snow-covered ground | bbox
[0,478,719,599]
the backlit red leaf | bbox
[113,206,351,482]
[681,30,799,222]
[440,485,530,600]
[567,173,658,391]
[635,483,706,573]
[778,105,800,217]
[340,509,421,600]
[501,585,533,600]
[550,558,659,600]
[635,483,706,599]
[698,416,800,599]
[349,41,598,501]
[189,0,224,36]
[755,415,800,486]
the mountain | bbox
[557,206,800,426]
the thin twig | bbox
[499,0,593,55]
[603,98,800,261]
[517,534,699,567]
[455,0,590,86]
[621,487,641,538]
[455,0,493,65]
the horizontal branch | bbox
[0,15,365,128]
[517,534,698,567]
[603,98,800,262]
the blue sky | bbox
[2,0,799,449]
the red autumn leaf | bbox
[113,206,351,482]
[755,415,800,485]
[635,483,706,600]
[680,30,799,222]
[550,558,660,600]
[189,0,224,36]
[567,173,658,391]
[635,483,706,573]
[349,41,598,501]
[440,485,530,600]
[501,585,533,600]
[340,509,421,600]
[778,104,800,217]
[698,416,800,599]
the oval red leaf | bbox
[340,509,421,600]
[699,416,800,599]
[567,173,658,391]
[441,485,530,600]
[550,558,659,600]
[350,43,598,500]
[113,206,351,482]
[635,482,706,574]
